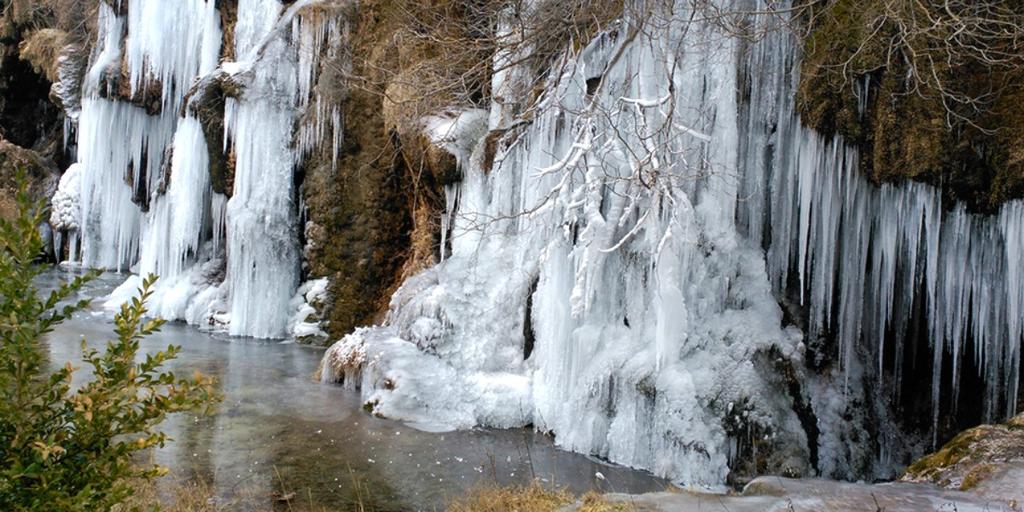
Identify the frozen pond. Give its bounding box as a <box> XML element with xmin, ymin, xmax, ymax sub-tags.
<box><xmin>38</xmin><ymin>269</ymin><xmax>667</xmax><ymax>510</ymax></box>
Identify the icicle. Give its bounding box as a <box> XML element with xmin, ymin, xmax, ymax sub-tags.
<box><xmin>764</xmin><ymin>95</ymin><xmax>1024</xmax><ymax>435</ymax></box>
<box><xmin>124</xmin><ymin>0</ymin><xmax>220</xmax><ymax>113</ymax></box>
<box><xmin>211</xmin><ymin>193</ymin><xmax>228</xmax><ymax>255</ymax></box>
<box><xmin>222</xmin><ymin>21</ymin><xmax>303</xmax><ymax>338</ymax></box>
<box><xmin>137</xmin><ymin>116</ymin><xmax>211</xmax><ymax>279</ymax></box>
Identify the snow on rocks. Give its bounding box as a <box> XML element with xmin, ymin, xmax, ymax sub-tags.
<box><xmin>288</xmin><ymin>278</ymin><xmax>330</xmax><ymax>342</ymax></box>
<box><xmin>50</xmin><ymin>163</ymin><xmax>81</xmax><ymax>232</ymax></box>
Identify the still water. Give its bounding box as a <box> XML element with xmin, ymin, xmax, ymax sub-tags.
<box><xmin>39</xmin><ymin>269</ymin><xmax>667</xmax><ymax>510</ymax></box>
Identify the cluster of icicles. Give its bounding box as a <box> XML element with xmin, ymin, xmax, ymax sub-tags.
<box><xmin>736</xmin><ymin>7</ymin><xmax>1023</xmax><ymax>441</ymax></box>
<box><xmin>52</xmin><ymin>0</ymin><xmax>343</xmax><ymax>338</ymax></box>
<box><xmin>320</xmin><ymin>0</ymin><xmax>1023</xmax><ymax>487</ymax></box>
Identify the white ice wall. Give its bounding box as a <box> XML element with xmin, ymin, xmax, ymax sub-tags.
<box><xmin>324</xmin><ymin>0</ymin><xmax>810</xmax><ymax>486</ymax></box>
<box><xmin>64</xmin><ymin>0</ymin><xmax>341</xmax><ymax>338</ymax></box>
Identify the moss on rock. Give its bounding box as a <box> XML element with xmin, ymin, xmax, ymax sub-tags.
<box><xmin>797</xmin><ymin>0</ymin><xmax>1024</xmax><ymax>213</ymax></box>
<box><xmin>300</xmin><ymin>0</ymin><xmax>498</xmax><ymax>339</ymax></box>
<box><xmin>184</xmin><ymin>71</ymin><xmax>241</xmax><ymax>197</ymax></box>
<box><xmin>902</xmin><ymin>413</ymin><xmax>1024</xmax><ymax>491</ymax></box>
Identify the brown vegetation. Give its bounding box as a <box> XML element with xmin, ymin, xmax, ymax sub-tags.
<box><xmin>118</xmin><ymin>476</ymin><xmax>635</xmax><ymax>512</ymax></box>
<box><xmin>903</xmin><ymin>413</ymin><xmax>1024</xmax><ymax>491</ymax></box>
<box><xmin>17</xmin><ymin>27</ymin><xmax>65</xmax><ymax>81</ymax></box>
<box><xmin>0</xmin><ymin>138</ymin><xmax>58</xmax><ymax>220</ymax></box>
<box><xmin>448</xmin><ymin>480</ymin><xmax>635</xmax><ymax>512</ymax></box>
<box><xmin>797</xmin><ymin>0</ymin><xmax>1024</xmax><ymax>212</ymax></box>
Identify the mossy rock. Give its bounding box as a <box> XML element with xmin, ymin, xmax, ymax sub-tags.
<box><xmin>183</xmin><ymin>71</ymin><xmax>240</xmax><ymax>197</ymax></box>
<box><xmin>902</xmin><ymin>413</ymin><xmax>1024</xmax><ymax>491</ymax></box>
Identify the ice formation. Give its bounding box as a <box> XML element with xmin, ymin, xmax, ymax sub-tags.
<box><xmin>322</xmin><ymin>0</ymin><xmax>1024</xmax><ymax>486</ymax></box>
<box><xmin>61</xmin><ymin>0</ymin><xmax>343</xmax><ymax>338</ymax></box>
<box><xmin>325</xmin><ymin>1</ymin><xmax>810</xmax><ymax>486</ymax></box>
<box><xmin>288</xmin><ymin>278</ymin><xmax>330</xmax><ymax>341</ymax></box>
<box><xmin>50</xmin><ymin>163</ymin><xmax>81</xmax><ymax>261</ymax></box>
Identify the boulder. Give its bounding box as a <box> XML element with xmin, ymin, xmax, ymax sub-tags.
<box><xmin>902</xmin><ymin>413</ymin><xmax>1024</xmax><ymax>498</ymax></box>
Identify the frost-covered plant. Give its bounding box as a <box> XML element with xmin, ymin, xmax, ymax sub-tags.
<box><xmin>0</xmin><ymin>179</ymin><xmax>221</xmax><ymax>511</ymax></box>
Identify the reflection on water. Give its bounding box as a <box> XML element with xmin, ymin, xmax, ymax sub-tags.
<box><xmin>39</xmin><ymin>269</ymin><xmax>668</xmax><ymax>510</ymax></box>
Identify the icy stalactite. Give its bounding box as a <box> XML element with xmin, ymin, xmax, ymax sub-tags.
<box><xmin>296</xmin><ymin>11</ymin><xmax>347</xmax><ymax>167</ymax></box>
<box><xmin>138</xmin><ymin>116</ymin><xmax>212</xmax><ymax>280</ymax></box>
<box><xmin>759</xmin><ymin>123</ymin><xmax>1024</xmax><ymax>448</ymax></box>
<box><xmin>235</xmin><ymin>0</ymin><xmax>284</xmax><ymax>58</ymax></box>
<box><xmin>211</xmin><ymin>192</ymin><xmax>228</xmax><ymax>255</ymax></box>
<box><xmin>223</xmin><ymin>87</ymin><xmax>301</xmax><ymax>338</ymax></box>
<box><xmin>124</xmin><ymin>0</ymin><xmax>221</xmax><ymax>112</ymax></box>
<box><xmin>736</xmin><ymin>0</ymin><xmax>1024</xmax><ymax>470</ymax></box>
<box><xmin>749</xmin><ymin>74</ymin><xmax>1024</xmax><ymax>432</ymax></box>
<box><xmin>85</xmin><ymin>2</ymin><xmax>124</xmax><ymax>91</ymax></box>
<box><xmin>76</xmin><ymin>98</ymin><xmax>171</xmax><ymax>270</ymax></box>
<box><xmin>220</xmin><ymin>0</ymin><xmax>319</xmax><ymax>338</ymax></box>
<box><xmin>75</xmin><ymin>0</ymin><xmax>219</xmax><ymax>270</ymax></box>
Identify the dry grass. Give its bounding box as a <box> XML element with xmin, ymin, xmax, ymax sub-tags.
<box><xmin>447</xmin><ymin>480</ymin><xmax>635</xmax><ymax>512</ymax></box>
<box><xmin>575</xmin><ymin>492</ymin><xmax>635</xmax><ymax>512</ymax></box>
<box><xmin>108</xmin><ymin>475</ymin><xmax>640</xmax><ymax>512</ymax></box>
<box><xmin>18</xmin><ymin>27</ymin><xmax>67</xmax><ymax>81</ymax></box>
<box><xmin>116</xmin><ymin>477</ymin><xmax>346</xmax><ymax>512</ymax></box>
<box><xmin>114</xmin><ymin>478</ymin><xmax>221</xmax><ymax>512</ymax></box>
<box><xmin>448</xmin><ymin>481</ymin><xmax>573</xmax><ymax>512</ymax></box>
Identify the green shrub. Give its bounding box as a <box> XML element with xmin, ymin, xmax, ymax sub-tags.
<box><xmin>0</xmin><ymin>179</ymin><xmax>221</xmax><ymax>510</ymax></box>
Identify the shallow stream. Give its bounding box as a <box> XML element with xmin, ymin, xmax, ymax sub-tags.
<box><xmin>39</xmin><ymin>269</ymin><xmax>667</xmax><ymax>510</ymax></box>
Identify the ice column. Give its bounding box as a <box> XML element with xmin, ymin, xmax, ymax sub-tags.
<box><xmin>223</xmin><ymin>0</ymin><xmax>304</xmax><ymax>338</ymax></box>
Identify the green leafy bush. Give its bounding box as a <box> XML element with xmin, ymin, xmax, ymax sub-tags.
<box><xmin>0</xmin><ymin>180</ymin><xmax>221</xmax><ymax>510</ymax></box>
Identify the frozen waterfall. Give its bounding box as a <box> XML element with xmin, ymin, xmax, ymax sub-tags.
<box><xmin>60</xmin><ymin>0</ymin><xmax>342</xmax><ymax>338</ymax></box>
<box><xmin>322</xmin><ymin>0</ymin><xmax>1024</xmax><ymax>486</ymax></box>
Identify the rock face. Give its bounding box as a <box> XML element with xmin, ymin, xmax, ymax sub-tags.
<box><xmin>301</xmin><ymin>0</ymin><xmax>492</xmax><ymax>339</ymax></box>
<box><xmin>0</xmin><ymin>138</ymin><xmax>59</xmax><ymax>220</ymax></box>
<box><xmin>183</xmin><ymin>70</ymin><xmax>240</xmax><ymax>197</ymax></box>
<box><xmin>0</xmin><ymin>36</ymin><xmax>63</xmax><ymax>158</ymax></box>
<box><xmin>903</xmin><ymin>414</ymin><xmax>1024</xmax><ymax>497</ymax></box>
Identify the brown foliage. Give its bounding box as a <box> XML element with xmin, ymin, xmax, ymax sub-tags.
<box><xmin>798</xmin><ymin>0</ymin><xmax>1024</xmax><ymax>211</ymax></box>
<box><xmin>17</xmin><ymin>28</ymin><xmax>65</xmax><ymax>82</ymax></box>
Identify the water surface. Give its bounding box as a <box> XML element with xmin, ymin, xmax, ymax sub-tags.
<box><xmin>40</xmin><ymin>269</ymin><xmax>667</xmax><ymax>510</ymax></box>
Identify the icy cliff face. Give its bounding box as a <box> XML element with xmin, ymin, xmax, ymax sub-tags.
<box><xmin>323</xmin><ymin>0</ymin><xmax>1024</xmax><ymax>486</ymax></box>
<box><xmin>58</xmin><ymin>0</ymin><xmax>342</xmax><ymax>338</ymax></box>
<box><xmin>325</xmin><ymin>1</ymin><xmax>811</xmax><ymax>486</ymax></box>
